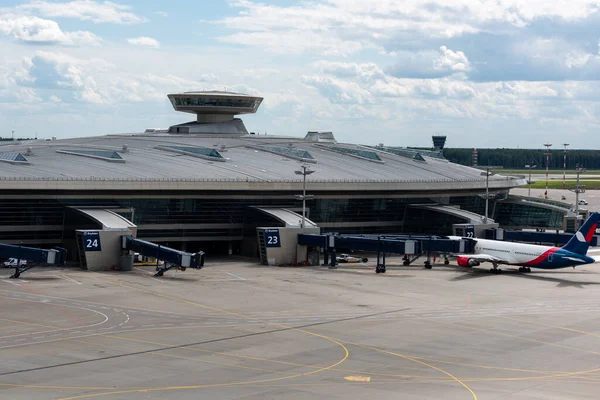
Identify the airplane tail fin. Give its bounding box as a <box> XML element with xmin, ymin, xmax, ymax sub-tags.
<box><xmin>561</xmin><ymin>212</ymin><xmax>600</xmax><ymax>255</ymax></box>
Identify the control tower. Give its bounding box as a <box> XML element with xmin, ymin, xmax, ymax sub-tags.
<box><xmin>165</xmin><ymin>91</ymin><xmax>263</xmax><ymax>135</ymax></box>
<box><xmin>168</xmin><ymin>91</ymin><xmax>263</xmax><ymax>123</ymax></box>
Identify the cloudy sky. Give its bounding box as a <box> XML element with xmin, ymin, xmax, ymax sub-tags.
<box><xmin>1</xmin><ymin>0</ymin><xmax>600</xmax><ymax>148</ymax></box>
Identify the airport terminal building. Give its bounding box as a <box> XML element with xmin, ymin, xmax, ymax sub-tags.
<box><xmin>0</xmin><ymin>91</ymin><xmax>568</xmax><ymax>259</ymax></box>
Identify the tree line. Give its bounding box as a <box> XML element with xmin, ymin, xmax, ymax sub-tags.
<box><xmin>441</xmin><ymin>148</ymin><xmax>600</xmax><ymax>170</ymax></box>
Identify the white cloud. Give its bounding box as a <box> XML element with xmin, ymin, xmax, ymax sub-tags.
<box><xmin>127</xmin><ymin>36</ymin><xmax>160</xmax><ymax>49</ymax></box>
<box><xmin>0</xmin><ymin>15</ymin><xmax>101</xmax><ymax>45</ymax></box>
<box><xmin>10</xmin><ymin>50</ymin><xmax>225</xmax><ymax>106</ymax></box>
<box><xmin>415</xmin><ymin>79</ymin><xmax>477</xmax><ymax>99</ymax></box>
<box><xmin>370</xmin><ymin>79</ymin><xmax>411</xmax><ymax>97</ymax></box>
<box><xmin>217</xmin><ymin>0</ymin><xmax>600</xmax><ymax>57</ymax></box>
<box><xmin>19</xmin><ymin>0</ymin><xmax>146</xmax><ymax>24</ymax></box>
<box><xmin>434</xmin><ymin>46</ymin><xmax>470</xmax><ymax>73</ymax></box>
<box><xmin>495</xmin><ymin>82</ymin><xmax>558</xmax><ymax>98</ymax></box>
<box><xmin>153</xmin><ymin>11</ymin><xmax>168</xmax><ymax>17</ymax></box>
<box><xmin>312</xmin><ymin>61</ymin><xmax>385</xmax><ymax>82</ymax></box>
<box><xmin>301</xmin><ymin>75</ymin><xmax>373</xmax><ymax>104</ymax></box>
<box><xmin>220</xmin><ymin>30</ymin><xmax>363</xmax><ymax>56</ymax></box>
<box><xmin>24</xmin><ymin>51</ymin><xmax>109</xmax><ymax>103</ymax></box>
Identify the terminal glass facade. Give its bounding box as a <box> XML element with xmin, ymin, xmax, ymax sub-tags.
<box><xmin>494</xmin><ymin>202</ymin><xmax>564</xmax><ymax>229</ymax></box>
<box><xmin>0</xmin><ymin>192</ymin><xmax>566</xmax><ymax>256</ymax></box>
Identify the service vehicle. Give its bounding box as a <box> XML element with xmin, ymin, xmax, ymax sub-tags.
<box><xmin>336</xmin><ymin>254</ymin><xmax>369</xmax><ymax>263</ymax></box>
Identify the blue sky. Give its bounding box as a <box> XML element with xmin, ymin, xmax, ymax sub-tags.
<box><xmin>1</xmin><ymin>0</ymin><xmax>600</xmax><ymax>148</ymax></box>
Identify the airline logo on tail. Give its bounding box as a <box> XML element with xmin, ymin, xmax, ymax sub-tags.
<box><xmin>580</xmin><ymin>222</ymin><xmax>598</xmax><ymax>243</ymax></box>
<box><xmin>562</xmin><ymin>212</ymin><xmax>599</xmax><ymax>256</ymax></box>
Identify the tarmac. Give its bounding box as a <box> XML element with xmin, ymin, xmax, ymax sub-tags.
<box><xmin>2</xmin><ymin>255</ymin><xmax>600</xmax><ymax>400</ymax></box>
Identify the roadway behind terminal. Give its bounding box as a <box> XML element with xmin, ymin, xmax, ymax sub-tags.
<box><xmin>511</xmin><ymin>187</ymin><xmax>599</xmax><ymax>211</ymax></box>
<box><xmin>2</xmin><ymin>257</ymin><xmax>600</xmax><ymax>399</ymax></box>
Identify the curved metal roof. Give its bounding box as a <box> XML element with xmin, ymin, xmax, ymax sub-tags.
<box><xmin>0</xmin><ymin>127</ymin><xmax>527</xmax><ymax>193</ymax></box>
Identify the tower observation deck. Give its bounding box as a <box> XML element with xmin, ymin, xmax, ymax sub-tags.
<box><xmin>167</xmin><ymin>91</ymin><xmax>263</xmax><ymax>124</ymax></box>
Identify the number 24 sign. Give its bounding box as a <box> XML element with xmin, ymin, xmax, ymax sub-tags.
<box><xmin>83</xmin><ymin>231</ymin><xmax>102</xmax><ymax>251</ymax></box>
<box><xmin>264</xmin><ymin>229</ymin><xmax>281</xmax><ymax>248</ymax></box>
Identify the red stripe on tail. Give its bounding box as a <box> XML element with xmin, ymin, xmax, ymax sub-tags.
<box><xmin>586</xmin><ymin>223</ymin><xmax>597</xmax><ymax>242</ymax></box>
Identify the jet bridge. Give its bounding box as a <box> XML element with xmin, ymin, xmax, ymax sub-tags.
<box><xmin>0</xmin><ymin>243</ymin><xmax>66</xmax><ymax>278</ymax></box>
<box><xmin>121</xmin><ymin>236</ymin><xmax>205</xmax><ymax>276</ymax></box>
<box><xmin>298</xmin><ymin>233</ymin><xmax>474</xmax><ymax>273</ymax></box>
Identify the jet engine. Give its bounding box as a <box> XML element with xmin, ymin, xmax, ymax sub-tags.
<box><xmin>457</xmin><ymin>256</ymin><xmax>480</xmax><ymax>267</ymax></box>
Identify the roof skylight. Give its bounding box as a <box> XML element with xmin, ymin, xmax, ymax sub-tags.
<box><xmin>56</xmin><ymin>149</ymin><xmax>125</xmax><ymax>163</ymax></box>
<box><xmin>247</xmin><ymin>145</ymin><xmax>316</xmax><ymax>163</ymax></box>
<box><xmin>319</xmin><ymin>145</ymin><xmax>383</xmax><ymax>163</ymax></box>
<box><xmin>155</xmin><ymin>145</ymin><xmax>225</xmax><ymax>162</ymax></box>
<box><xmin>0</xmin><ymin>152</ymin><xmax>29</xmax><ymax>165</ymax></box>
<box><xmin>370</xmin><ymin>146</ymin><xmax>431</xmax><ymax>162</ymax></box>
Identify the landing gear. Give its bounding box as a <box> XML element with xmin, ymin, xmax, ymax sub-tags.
<box><xmin>444</xmin><ymin>254</ymin><xmax>450</xmax><ymax>265</ymax></box>
<box><xmin>424</xmin><ymin>253</ymin><xmax>433</xmax><ymax>269</ymax></box>
<box><xmin>518</xmin><ymin>267</ymin><xmax>531</xmax><ymax>273</ymax></box>
<box><xmin>376</xmin><ymin>265</ymin><xmax>386</xmax><ymax>274</ymax></box>
<box><xmin>489</xmin><ymin>263</ymin><xmax>502</xmax><ymax>274</ymax></box>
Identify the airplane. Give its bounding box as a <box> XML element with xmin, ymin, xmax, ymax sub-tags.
<box><xmin>450</xmin><ymin>212</ymin><xmax>600</xmax><ymax>274</ymax></box>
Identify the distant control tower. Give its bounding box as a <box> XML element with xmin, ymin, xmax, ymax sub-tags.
<box><xmin>432</xmin><ymin>135</ymin><xmax>447</xmax><ymax>151</ymax></box>
<box><xmin>166</xmin><ymin>91</ymin><xmax>263</xmax><ymax>134</ymax></box>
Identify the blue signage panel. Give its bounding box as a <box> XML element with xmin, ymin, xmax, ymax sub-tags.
<box><xmin>83</xmin><ymin>231</ymin><xmax>102</xmax><ymax>251</ymax></box>
<box><xmin>264</xmin><ymin>229</ymin><xmax>281</xmax><ymax>248</ymax></box>
<box><xmin>464</xmin><ymin>225</ymin><xmax>475</xmax><ymax>238</ymax></box>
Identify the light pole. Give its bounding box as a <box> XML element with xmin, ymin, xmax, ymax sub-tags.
<box><xmin>570</xmin><ymin>164</ymin><xmax>586</xmax><ymax>216</ymax></box>
<box><xmin>480</xmin><ymin>168</ymin><xmax>494</xmax><ymax>224</ymax></box>
<box><xmin>525</xmin><ymin>163</ymin><xmax>537</xmax><ymax>197</ymax></box>
<box><xmin>562</xmin><ymin>143</ymin><xmax>569</xmax><ymax>190</ymax></box>
<box><xmin>543</xmin><ymin>143</ymin><xmax>552</xmax><ymax>199</ymax></box>
<box><xmin>294</xmin><ymin>165</ymin><xmax>315</xmax><ymax>228</ymax></box>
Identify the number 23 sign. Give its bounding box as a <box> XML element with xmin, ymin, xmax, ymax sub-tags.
<box><xmin>264</xmin><ymin>229</ymin><xmax>281</xmax><ymax>248</ymax></box>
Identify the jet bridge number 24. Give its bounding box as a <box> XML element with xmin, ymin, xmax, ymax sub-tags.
<box><xmin>83</xmin><ymin>231</ymin><xmax>102</xmax><ymax>251</ymax></box>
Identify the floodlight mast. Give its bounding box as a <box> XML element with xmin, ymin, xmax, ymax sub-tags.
<box><xmin>543</xmin><ymin>143</ymin><xmax>552</xmax><ymax>199</ymax></box>
<box><xmin>294</xmin><ymin>165</ymin><xmax>315</xmax><ymax>228</ymax></box>
<box><xmin>480</xmin><ymin>168</ymin><xmax>494</xmax><ymax>224</ymax></box>
<box><xmin>563</xmin><ymin>143</ymin><xmax>569</xmax><ymax>189</ymax></box>
<box><xmin>525</xmin><ymin>163</ymin><xmax>537</xmax><ymax>197</ymax></box>
<box><xmin>569</xmin><ymin>164</ymin><xmax>586</xmax><ymax>216</ymax></box>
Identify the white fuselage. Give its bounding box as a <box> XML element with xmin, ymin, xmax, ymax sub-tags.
<box><xmin>473</xmin><ymin>238</ymin><xmax>553</xmax><ymax>264</ymax></box>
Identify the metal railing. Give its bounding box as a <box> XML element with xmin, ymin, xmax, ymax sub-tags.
<box><xmin>0</xmin><ymin>176</ymin><xmax>521</xmax><ymax>183</ymax></box>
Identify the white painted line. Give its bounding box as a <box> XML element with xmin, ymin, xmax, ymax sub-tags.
<box><xmin>0</xmin><ymin>280</ymin><xmax>21</xmax><ymax>286</ymax></box>
<box><xmin>59</xmin><ymin>274</ymin><xmax>81</xmax><ymax>285</ymax></box>
<box><xmin>225</xmin><ymin>272</ymin><xmax>247</xmax><ymax>281</ymax></box>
